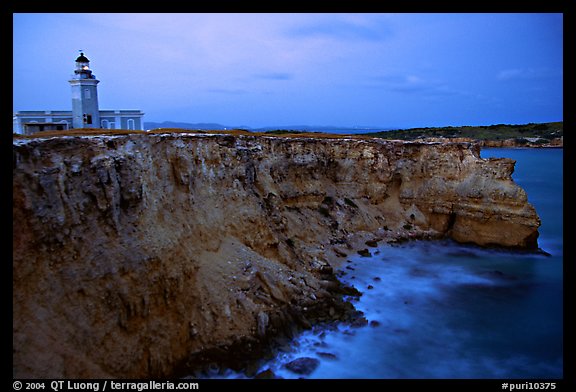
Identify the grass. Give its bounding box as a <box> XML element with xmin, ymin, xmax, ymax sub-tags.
<box><xmin>13</xmin><ymin>127</ymin><xmax>366</xmax><ymax>140</ymax></box>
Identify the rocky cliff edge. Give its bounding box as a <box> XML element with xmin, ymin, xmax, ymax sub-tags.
<box><xmin>13</xmin><ymin>133</ymin><xmax>540</xmax><ymax>378</ymax></box>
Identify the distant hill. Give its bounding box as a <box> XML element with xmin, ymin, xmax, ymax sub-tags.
<box><xmin>254</xmin><ymin>125</ymin><xmax>393</xmax><ymax>134</ymax></box>
<box><xmin>143</xmin><ymin>121</ymin><xmax>248</xmax><ymax>131</ymax></box>
<box><xmin>144</xmin><ymin>121</ymin><xmax>393</xmax><ymax>134</ymax></box>
<box><xmin>363</xmin><ymin>122</ymin><xmax>563</xmax><ymax>143</ymax></box>
<box><xmin>144</xmin><ymin>120</ymin><xmax>563</xmax><ymax>144</ymax></box>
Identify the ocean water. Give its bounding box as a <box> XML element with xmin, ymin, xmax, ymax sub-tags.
<box><xmin>217</xmin><ymin>148</ymin><xmax>564</xmax><ymax>379</ymax></box>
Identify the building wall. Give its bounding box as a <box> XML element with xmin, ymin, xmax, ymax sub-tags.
<box><xmin>13</xmin><ymin>111</ymin><xmax>74</xmax><ymax>135</ymax></box>
<box><xmin>100</xmin><ymin>117</ymin><xmax>116</xmax><ymax>129</ymax></box>
<box><xmin>14</xmin><ymin>110</ymin><xmax>144</xmax><ymax>134</ymax></box>
<box><xmin>99</xmin><ymin>110</ymin><xmax>144</xmax><ymax>130</ymax></box>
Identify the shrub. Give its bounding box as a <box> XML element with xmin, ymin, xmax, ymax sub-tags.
<box><xmin>532</xmin><ymin>123</ymin><xmax>549</xmax><ymax>131</ymax></box>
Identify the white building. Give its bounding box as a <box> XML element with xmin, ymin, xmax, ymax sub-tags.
<box><xmin>13</xmin><ymin>53</ymin><xmax>144</xmax><ymax>135</ymax></box>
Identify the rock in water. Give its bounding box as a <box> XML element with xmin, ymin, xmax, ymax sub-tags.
<box><xmin>317</xmin><ymin>352</ymin><xmax>337</xmax><ymax>360</ymax></box>
<box><xmin>357</xmin><ymin>249</ymin><xmax>372</xmax><ymax>257</ymax></box>
<box><xmin>365</xmin><ymin>240</ymin><xmax>379</xmax><ymax>247</ymax></box>
<box><xmin>284</xmin><ymin>357</ymin><xmax>320</xmax><ymax>375</ymax></box>
<box><xmin>255</xmin><ymin>368</ymin><xmax>278</xmax><ymax>379</ymax></box>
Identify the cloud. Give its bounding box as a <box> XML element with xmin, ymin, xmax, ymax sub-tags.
<box><xmin>252</xmin><ymin>72</ymin><xmax>294</xmax><ymax>81</ymax></box>
<box><xmin>285</xmin><ymin>16</ymin><xmax>393</xmax><ymax>42</ymax></box>
<box><xmin>496</xmin><ymin>68</ymin><xmax>560</xmax><ymax>81</ymax></box>
<box><xmin>206</xmin><ymin>88</ymin><xmax>247</xmax><ymax>95</ymax></box>
<box><xmin>367</xmin><ymin>74</ymin><xmax>450</xmax><ymax>95</ymax></box>
<box><xmin>360</xmin><ymin>73</ymin><xmax>495</xmax><ymax>106</ymax></box>
<box><xmin>497</xmin><ymin>69</ymin><xmax>531</xmax><ymax>81</ymax></box>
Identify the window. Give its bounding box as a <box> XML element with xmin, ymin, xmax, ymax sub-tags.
<box><xmin>84</xmin><ymin>89</ymin><xmax>91</xmax><ymax>99</ymax></box>
<box><xmin>127</xmin><ymin>119</ymin><xmax>135</xmax><ymax>130</ymax></box>
<box><xmin>83</xmin><ymin>114</ymin><xmax>92</xmax><ymax>125</ymax></box>
<box><xmin>101</xmin><ymin>119</ymin><xmax>109</xmax><ymax>128</ymax></box>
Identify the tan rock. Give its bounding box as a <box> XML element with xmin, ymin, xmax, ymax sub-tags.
<box><xmin>12</xmin><ymin>134</ymin><xmax>540</xmax><ymax>378</ymax></box>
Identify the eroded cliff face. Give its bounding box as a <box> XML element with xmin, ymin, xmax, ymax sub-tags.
<box><xmin>13</xmin><ymin>133</ymin><xmax>540</xmax><ymax>378</ymax></box>
<box><xmin>419</xmin><ymin>136</ymin><xmax>563</xmax><ymax>148</ymax></box>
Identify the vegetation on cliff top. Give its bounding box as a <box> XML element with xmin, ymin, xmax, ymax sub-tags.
<box><xmin>12</xmin><ymin>128</ymin><xmax>364</xmax><ymax>140</ymax></box>
<box><xmin>13</xmin><ymin>121</ymin><xmax>562</xmax><ymax>144</ymax></box>
<box><xmin>363</xmin><ymin>121</ymin><xmax>563</xmax><ymax>142</ymax></box>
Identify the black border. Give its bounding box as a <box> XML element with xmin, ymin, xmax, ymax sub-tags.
<box><xmin>7</xmin><ymin>1</ymin><xmax>574</xmax><ymax>389</ymax></box>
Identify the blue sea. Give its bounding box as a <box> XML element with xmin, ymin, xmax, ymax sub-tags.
<box><xmin>217</xmin><ymin>148</ymin><xmax>564</xmax><ymax>379</ymax></box>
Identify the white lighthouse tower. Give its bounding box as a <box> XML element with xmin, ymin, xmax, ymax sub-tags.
<box><xmin>69</xmin><ymin>52</ymin><xmax>100</xmax><ymax>129</ymax></box>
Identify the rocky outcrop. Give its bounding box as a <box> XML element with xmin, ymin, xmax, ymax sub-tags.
<box><xmin>481</xmin><ymin>137</ymin><xmax>563</xmax><ymax>148</ymax></box>
<box><xmin>419</xmin><ymin>136</ymin><xmax>563</xmax><ymax>148</ymax></box>
<box><xmin>12</xmin><ymin>133</ymin><xmax>540</xmax><ymax>378</ymax></box>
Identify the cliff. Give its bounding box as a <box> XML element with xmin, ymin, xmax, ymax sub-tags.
<box><xmin>13</xmin><ymin>133</ymin><xmax>540</xmax><ymax>378</ymax></box>
<box><xmin>417</xmin><ymin>136</ymin><xmax>563</xmax><ymax>148</ymax></box>
<box><xmin>364</xmin><ymin>121</ymin><xmax>563</xmax><ymax>148</ymax></box>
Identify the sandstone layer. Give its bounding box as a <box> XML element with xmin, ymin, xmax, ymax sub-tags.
<box><xmin>13</xmin><ymin>133</ymin><xmax>540</xmax><ymax>378</ymax></box>
<box><xmin>419</xmin><ymin>136</ymin><xmax>563</xmax><ymax>148</ymax></box>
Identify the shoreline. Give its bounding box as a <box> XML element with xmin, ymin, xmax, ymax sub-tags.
<box><xmin>181</xmin><ymin>215</ymin><xmax>556</xmax><ymax>378</ymax></box>
<box><xmin>178</xmin><ymin>226</ymin><xmax>433</xmax><ymax>377</ymax></box>
<box><xmin>13</xmin><ymin>134</ymin><xmax>542</xmax><ymax>378</ymax></box>
<box><xmin>187</xmin><ymin>227</ymin><xmax>552</xmax><ymax>379</ymax></box>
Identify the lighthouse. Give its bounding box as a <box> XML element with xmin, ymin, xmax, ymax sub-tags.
<box><xmin>69</xmin><ymin>52</ymin><xmax>100</xmax><ymax>129</ymax></box>
<box><xmin>14</xmin><ymin>52</ymin><xmax>144</xmax><ymax>134</ymax></box>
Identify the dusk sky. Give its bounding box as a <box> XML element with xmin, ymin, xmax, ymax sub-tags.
<box><xmin>13</xmin><ymin>13</ymin><xmax>563</xmax><ymax>130</ymax></box>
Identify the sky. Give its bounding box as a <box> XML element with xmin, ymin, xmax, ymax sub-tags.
<box><xmin>13</xmin><ymin>13</ymin><xmax>563</xmax><ymax>129</ymax></box>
